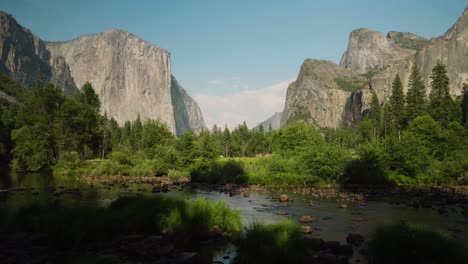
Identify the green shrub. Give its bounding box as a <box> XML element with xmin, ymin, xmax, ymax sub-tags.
<box><xmin>92</xmin><ymin>160</ymin><xmax>131</xmax><ymax>176</ymax></box>
<box><xmin>370</xmin><ymin>222</ymin><xmax>467</xmax><ymax>264</ymax></box>
<box><xmin>236</xmin><ymin>220</ymin><xmax>308</xmax><ymax>264</ymax></box>
<box><xmin>56</xmin><ymin>151</ymin><xmax>82</xmax><ymax>169</ymax></box>
<box><xmin>189</xmin><ymin>159</ymin><xmax>247</xmax><ymax>184</ymax></box>
<box><xmin>300</xmin><ymin>145</ymin><xmax>351</xmax><ymax>182</ymax></box>
<box><xmin>167</xmin><ymin>169</ymin><xmax>190</xmax><ymax>182</ymax></box>
<box><xmin>109</xmin><ymin>151</ymin><xmax>132</xmax><ymax>166</ymax></box>
<box><xmin>343</xmin><ymin>141</ymin><xmax>388</xmax><ymax>184</ymax></box>
<box><xmin>130</xmin><ymin>160</ymin><xmax>155</xmax><ymax>176</ymax></box>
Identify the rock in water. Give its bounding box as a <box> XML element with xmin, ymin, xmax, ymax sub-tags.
<box><xmin>298</xmin><ymin>215</ymin><xmax>314</xmax><ymax>223</ymax></box>
<box><xmin>279</xmin><ymin>194</ymin><xmax>289</xmax><ymax>202</ymax></box>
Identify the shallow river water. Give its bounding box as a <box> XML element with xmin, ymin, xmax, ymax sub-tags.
<box><xmin>1</xmin><ymin>171</ymin><xmax>467</xmax><ymax>263</ymax></box>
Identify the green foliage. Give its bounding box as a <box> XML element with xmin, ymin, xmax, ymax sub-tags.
<box><xmin>0</xmin><ymin>196</ymin><xmax>240</xmax><ymax>249</ymax></box>
<box><xmin>388</xmin><ymin>74</ymin><xmax>405</xmax><ymax>131</ymax></box>
<box><xmin>236</xmin><ymin>221</ymin><xmax>308</xmax><ymax>264</ymax></box>
<box><xmin>161</xmin><ymin>198</ymin><xmax>242</xmax><ymax>237</ymax></box>
<box><xmin>461</xmin><ymin>84</ymin><xmax>468</xmax><ymax>128</ymax></box>
<box><xmin>370</xmin><ymin>222</ymin><xmax>467</xmax><ymax>264</ymax></box>
<box><xmin>429</xmin><ymin>62</ymin><xmax>457</xmax><ymax>127</ymax></box>
<box><xmin>167</xmin><ymin>169</ymin><xmax>190</xmax><ymax>182</ymax></box>
<box><xmin>272</xmin><ymin>121</ymin><xmax>324</xmax><ymax>155</ymax></box>
<box><xmin>343</xmin><ymin>141</ymin><xmax>388</xmax><ymax>184</ymax></box>
<box><xmin>56</xmin><ymin>151</ymin><xmax>81</xmax><ymax>170</ymax></box>
<box><xmin>390</xmin><ymin>34</ymin><xmax>430</xmax><ymax>51</ymax></box>
<box><xmin>108</xmin><ymin>151</ymin><xmax>132</xmax><ymax>166</ymax></box>
<box><xmin>189</xmin><ymin>159</ymin><xmax>247</xmax><ymax>184</ymax></box>
<box><xmin>368</xmin><ymin>92</ymin><xmax>382</xmax><ymax>137</ymax></box>
<box><xmin>405</xmin><ymin>64</ymin><xmax>427</xmax><ymax>123</ymax></box>
<box><xmin>76</xmin><ymin>82</ymin><xmax>101</xmax><ymax>111</ymax></box>
<box><xmin>11</xmin><ymin>125</ymin><xmax>49</xmax><ymax>171</ymax></box>
<box><xmin>300</xmin><ymin>144</ymin><xmax>351</xmax><ymax>182</ymax></box>
<box><xmin>334</xmin><ymin>76</ymin><xmax>368</xmax><ymax>92</ymax></box>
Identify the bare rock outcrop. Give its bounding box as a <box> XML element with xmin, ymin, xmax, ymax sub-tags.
<box><xmin>171</xmin><ymin>76</ymin><xmax>207</xmax><ymax>135</ymax></box>
<box><xmin>281</xmin><ymin>60</ymin><xmax>369</xmax><ymax>128</ymax></box>
<box><xmin>283</xmin><ymin>8</ymin><xmax>467</xmax><ymax>129</ymax></box>
<box><xmin>0</xmin><ymin>11</ymin><xmax>206</xmax><ymax>135</ymax></box>
<box><xmin>339</xmin><ymin>28</ymin><xmax>416</xmax><ymax>74</ymax></box>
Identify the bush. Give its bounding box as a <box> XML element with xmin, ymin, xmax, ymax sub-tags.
<box><xmin>109</xmin><ymin>151</ymin><xmax>132</xmax><ymax>166</ymax></box>
<box><xmin>343</xmin><ymin>141</ymin><xmax>388</xmax><ymax>184</ymax></box>
<box><xmin>370</xmin><ymin>222</ymin><xmax>467</xmax><ymax>264</ymax></box>
<box><xmin>300</xmin><ymin>145</ymin><xmax>351</xmax><ymax>182</ymax></box>
<box><xmin>130</xmin><ymin>160</ymin><xmax>155</xmax><ymax>176</ymax></box>
<box><xmin>56</xmin><ymin>151</ymin><xmax>81</xmax><ymax>169</ymax></box>
<box><xmin>236</xmin><ymin>220</ymin><xmax>308</xmax><ymax>264</ymax></box>
<box><xmin>167</xmin><ymin>169</ymin><xmax>190</xmax><ymax>182</ymax></box>
<box><xmin>161</xmin><ymin>198</ymin><xmax>242</xmax><ymax>237</ymax></box>
<box><xmin>92</xmin><ymin>160</ymin><xmax>131</xmax><ymax>176</ymax></box>
<box><xmin>189</xmin><ymin>159</ymin><xmax>247</xmax><ymax>184</ymax></box>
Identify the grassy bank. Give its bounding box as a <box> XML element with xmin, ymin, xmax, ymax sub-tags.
<box><xmin>0</xmin><ymin>196</ymin><xmax>242</xmax><ymax>248</ymax></box>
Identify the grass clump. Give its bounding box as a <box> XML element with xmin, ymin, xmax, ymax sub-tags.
<box><xmin>370</xmin><ymin>221</ymin><xmax>467</xmax><ymax>264</ymax></box>
<box><xmin>235</xmin><ymin>220</ymin><xmax>308</xmax><ymax>264</ymax></box>
<box><xmin>161</xmin><ymin>198</ymin><xmax>242</xmax><ymax>237</ymax></box>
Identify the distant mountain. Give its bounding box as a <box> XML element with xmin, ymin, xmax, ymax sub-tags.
<box><xmin>0</xmin><ymin>11</ymin><xmax>206</xmax><ymax>135</ymax></box>
<box><xmin>256</xmin><ymin>112</ymin><xmax>282</xmax><ymax>130</ymax></box>
<box><xmin>282</xmin><ymin>7</ymin><xmax>468</xmax><ymax>128</ymax></box>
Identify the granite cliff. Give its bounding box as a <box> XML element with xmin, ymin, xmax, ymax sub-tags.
<box><xmin>282</xmin><ymin>7</ymin><xmax>467</xmax><ymax>128</ymax></box>
<box><xmin>0</xmin><ymin>11</ymin><xmax>206</xmax><ymax>134</ymax></box>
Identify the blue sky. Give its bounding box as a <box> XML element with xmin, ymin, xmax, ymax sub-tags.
<box><xmin>1</xmin><ymin>0</ymin><xmax>466</xmax><ymax>128</ymax></box>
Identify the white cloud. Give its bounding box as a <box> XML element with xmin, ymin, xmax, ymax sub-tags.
<box><xmin>194</xmin><ymin>79</ymin><xmax>293</xmax><ymax>130</ymax></box>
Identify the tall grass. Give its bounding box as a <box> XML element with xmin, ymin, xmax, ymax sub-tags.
<box><xmin>161</xmin><ymin>198</ymin><xmax>242</xmax><ymax>237</ymax></box>
<box><xmin>235</xmin><ymin>220</ymin><xmax>308</xmax><ymax>263</ymax></box>
<box><xmin>0</xmin><ymin>196</ymin><xmax>241</xmax><ymax>249</ymax></box>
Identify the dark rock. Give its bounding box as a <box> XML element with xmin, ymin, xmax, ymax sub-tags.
<box><xmin>346</xmin><ymin>233</ymin><xmax>364</xmax><ymax>246</ymax></box>
<box><xmin>336</xmin><ymin>244</ymin><xmax>353</xmax><ymax>256</ymax></box>
<box><xmin>324</xmin><ymin>241</ymin><xmax>341</xmax><ymax>253</ymax></box>
<box><xmin>306</xmin><ymin>238</ymin><xmax>325</xmax><ymax>251</ymax></box>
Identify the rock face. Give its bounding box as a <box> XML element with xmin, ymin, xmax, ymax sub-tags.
<box><xmin>0</xmin><ymin>12</ymin><xmax>52</xmax><ymax>88</ymax></box>
<box><xmin>283</xmin><ymin>8</ymin><xmax>468</xmax><ymax>128</ymax></box>
<box><xmin>256</xmin><ymin>112</ymin><xmax>282</xmax><ymax>130</ymax></box>
<box><xmin>281</xmin><ymin>59</ymin><xmax>369</xmax><ymax>128</ymax></box>
<box><xmin>170</xmin><ymin>76</ymin><xmax>206</xmax><ymax>135</ymax></box>
<box><xmin>0</xmin><ymin>11</ymin><xmax>206</xmax><ymax>135</ymax></box>
<box><xmin>339</xmin><ymin>28</ymin><xmax>417</xmax><ymax>74</ymax></box>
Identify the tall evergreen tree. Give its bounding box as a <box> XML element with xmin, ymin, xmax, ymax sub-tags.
<box><xmin>462</xmin><ymin>84</ymin><xmax>468</xmax><ymax>129</ymax></box>
<box><xmin>222</xmin><ymin>125</ymin><xmax>231</xmax><ymax>157</ymax></box>
<box><xmin>388</xmin><ymin>74</ymin><xmax>405</xmax><ymax>134</ymax></box>
<box><xmin>429</xmin><ymin>61</ymin><xmax>453</xmax><ymax>127</ymax></box>
<box><xmin>406</xmin><ymin>64</ymin><xmax>427</xmax><ymax>123</ymax></box>
<box><xmin>368</xmin><ymin>92</ymin><xmax>382</xmax><ymax>138</ymax></box>
<box><xmin>77</xmin><ymin>82</ymin><xmax>101</xmax><ymax>111</ymax></box>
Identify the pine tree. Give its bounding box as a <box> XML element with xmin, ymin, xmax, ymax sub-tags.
<box><xmin>368</xmin><ymin>92</ymin><xmax>382</xmax><ymax>138</ymax></box>
<box><xmin>222</xmin><ymin>125</ymin><xmax>231</xmax><ymax>157</ymax></box>
<box><xmin>388</xmin><ymin>74</ymin><xmax>405</xmax><ymax>134</ymax></box>
<box><xmin>429</xmin><ymin>61</ymin><xmax>453</xmax><ymax>127</ymax></box>
<box><xmin>462</xmin><ymin>84</ymin><xmax>468</xmax><ymax>129</ymax></box>
<box><xmin>406</xmin><ymin>64</ymin><xmax>427</xmax><ymax>123</ymax></box>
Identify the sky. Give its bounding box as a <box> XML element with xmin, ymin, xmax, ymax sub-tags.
<box><xmin>1</xmin><ymin>0</ymin><xmax>466</xmax><ymax>129</ymax></box>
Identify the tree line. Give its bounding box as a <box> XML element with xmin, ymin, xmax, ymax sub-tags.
<box><xmin>0</xmin><ymin>61</ymin><xmax>467</xmax><ymax>184</ymax></box>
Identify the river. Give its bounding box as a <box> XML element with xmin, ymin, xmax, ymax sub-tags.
<box><xmin>1</xmin><ymin>171</ymin><xmax>467</xmax><ymax>263</ymax></box>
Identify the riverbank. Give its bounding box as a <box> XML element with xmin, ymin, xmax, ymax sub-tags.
<box><xmin>78</xmin><ymin>175</ymin><xmax>468</xmax><ymax>206</ymax></box>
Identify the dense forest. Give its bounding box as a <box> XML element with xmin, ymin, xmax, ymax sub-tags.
<box><xmin>1</xmin><ymin>62</ymin><xmax>467</xmax><ymax>185</ymax></box>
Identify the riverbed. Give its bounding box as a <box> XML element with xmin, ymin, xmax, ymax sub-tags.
<box><xmin>1</xmin><ymin>171</ymin><xmax>467</xmax><ymax>263</ymax></box>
